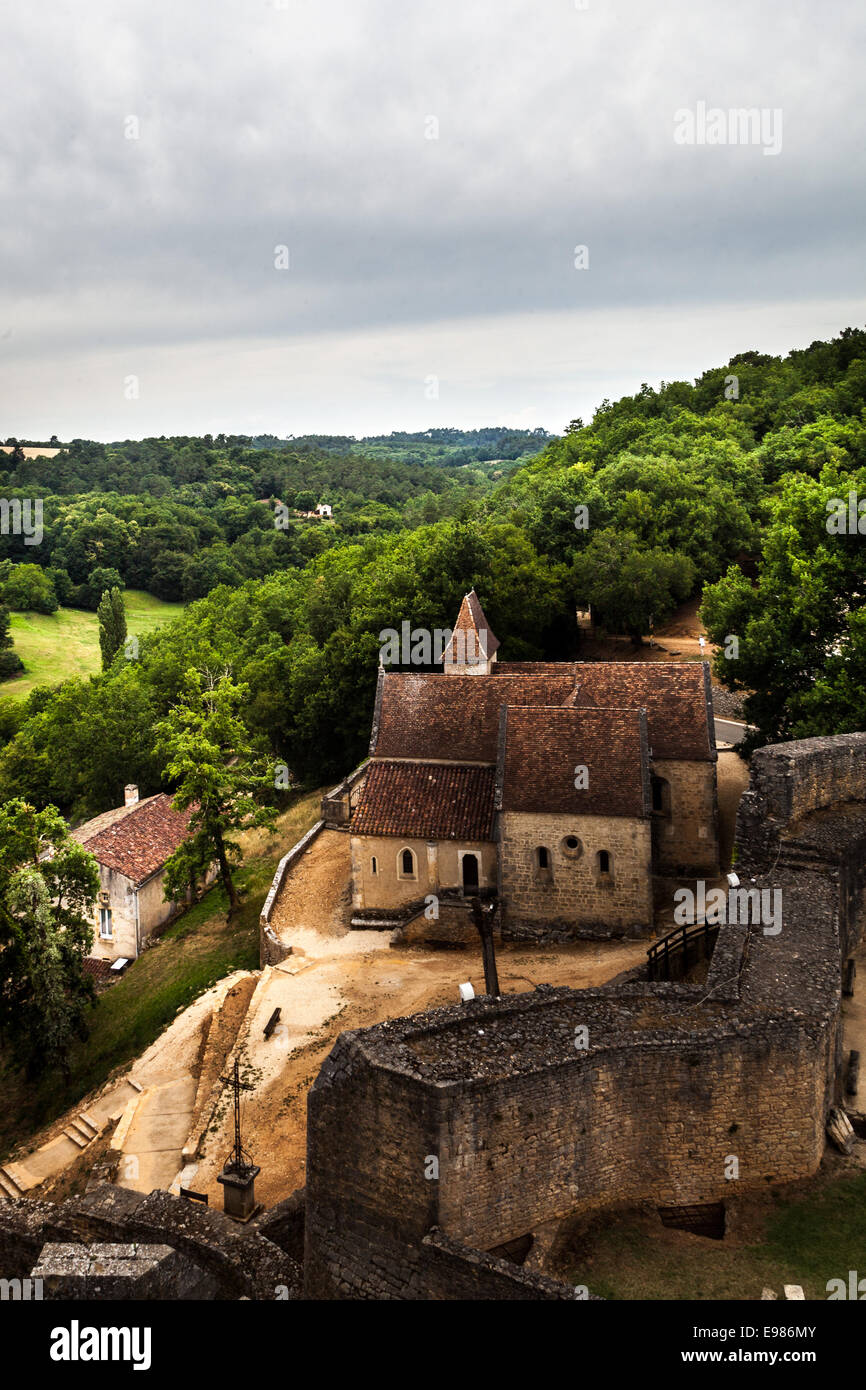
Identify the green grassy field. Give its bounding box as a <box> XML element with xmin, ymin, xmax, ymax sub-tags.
<box><xmin>1</xmin><ymin>590</ymin><xmax>184</xmax><ymax>701</ymax></box>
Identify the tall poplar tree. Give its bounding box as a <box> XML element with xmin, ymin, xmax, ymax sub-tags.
<box><xmin>97</xmin><ymin>586</ymin><xmax>127</xmax><ymax>669</ymax></box>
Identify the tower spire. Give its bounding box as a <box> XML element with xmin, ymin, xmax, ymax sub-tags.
<box><xmin>442</xmin><ymin>590</ymin><xmax>500</xmax><ymax>675</ymax></box>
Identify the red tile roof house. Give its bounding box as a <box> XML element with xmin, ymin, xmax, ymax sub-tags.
<box><xmin>342</xmin><ymin>591</ymin><xmax>720</xmax><ymax>942</ymax></box>
<box><xmin>70</xmin><ymin>786</ymin><xmax>216</xmax><ymax>963</ymax></box>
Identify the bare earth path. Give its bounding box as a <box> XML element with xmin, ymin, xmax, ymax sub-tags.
<box><xmin>268</xmin><ymin>829</ymin><xmax>354</xmax><ymax>938</ymax></box>
<box><xmin>194</xmin><ymin>930</ymin><xmax>652</xmax><ymax>1208</ymax></box>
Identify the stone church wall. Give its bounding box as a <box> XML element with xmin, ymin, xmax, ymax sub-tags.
<box><xmin>350</xmin><ymin>834</ymin><xmax>496</xmax><ymax>912</ymax></box>
<box><xmin>651</xmin><ymin>758</ymin><xmax>720</xmax><ymax>876</ymax></box>
<box><xmin>498</xmin><ymin>811</ymin><xmax>653</xmax><ymax>938</ymax></box>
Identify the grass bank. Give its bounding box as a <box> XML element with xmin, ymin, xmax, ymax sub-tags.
<box><xmin>561</xmin><ymin>1164</ymin><xmax>866</xmax><ymax>1299</ymax></box>
<box><xmin>1</xmin><ymin>590</ymin><xmax>184</xmax><ymax>701</ymax></box>
<box><xmin>0</xmin><ymin>788</ymin><xmax>324</xmax><ymax>1159</ymax></box>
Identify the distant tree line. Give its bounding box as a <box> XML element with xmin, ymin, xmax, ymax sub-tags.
<box><xmin>0</xmin><ymin>435</ymin><xmax>519</xmax><ymax>613</ymax></box>
<box><xmin>2</xmin><ymin>328</ymin><xmax>866</xmax><ymax>797</ymax></box>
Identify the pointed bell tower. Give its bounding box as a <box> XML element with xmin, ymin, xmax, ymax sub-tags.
<box><xmin>442</xmin><ymin>590</ymin><xmax>500</xmax><ymax>676</ymax></box>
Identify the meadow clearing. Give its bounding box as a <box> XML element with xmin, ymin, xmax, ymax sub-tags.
<box><xmin>2</xmin><ymin>590</ymin><xmax>184</xmax><ymax>701</ymax></box>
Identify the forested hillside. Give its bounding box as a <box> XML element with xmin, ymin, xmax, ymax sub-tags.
<box><xmin>0</xmin><ymin>431</ymin><xmax>537</xmax><ymax>606</ymax></box>
<box><xmin>2</xmin><ymin>328</ymin><xmax>866</xmax><ymax>818</ymax></box>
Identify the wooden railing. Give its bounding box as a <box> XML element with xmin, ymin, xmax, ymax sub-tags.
<box><xmin>647</xmin><ymin>918</ymin><xmax>720</xmax><ymax>982</ymax></box>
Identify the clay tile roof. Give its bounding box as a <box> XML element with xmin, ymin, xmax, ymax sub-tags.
<box><xmin>82</xmin><ymin>957</ymin><xmax>114</xmax><ymax>982</ymax></box>
<box><xmin>494</xmin><ymin>662</ymin><xmax>580</xmax><ymax>676</ymax></box>
<box><xmin>568</xmin><ymin>662</ymin><xmax>714</xmax><ymax>760</ymax></box>
<box><xmin>442</xmin><ymin>590</ymin><xmax>500</xmax><ymax>667</ymax></box>
<box><xmin>499</xmin><ymin>706</ymin><xmax>650</xmax><ymax>818</ymax></box>
<box><xmin>373</xmin><ymin>672</ymin><xmax>580</xmax><ymax>763</ymax></box>
<box><xmin>352</xmin><ymin>761</ymin><xmax>497</xmax><ymax>840</ymax></box>
<box><xmin>72</xmin><ymin>794</ymin><xmax>193</xmax><ymax>886</ymax></box>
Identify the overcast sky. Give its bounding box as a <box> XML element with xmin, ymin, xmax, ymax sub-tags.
<box><xmin>0</xmin><ymin>0</ymin><xmax>864</xmax><ymax>440</ymax></box>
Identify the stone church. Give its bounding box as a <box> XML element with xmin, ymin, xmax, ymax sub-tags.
<box><xmin>346</xmin><ymin>591</ymin><xmax>720</xmax><ymax>939</ymax></box>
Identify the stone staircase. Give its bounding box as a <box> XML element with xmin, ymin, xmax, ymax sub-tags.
<box><xmin>62</xmin><ymin>1111</ymin><xmax>101</xmax><ymax>1151</ymax></box>
<box><xmin>350</xmin><ymin>897</ymin><xmax>427</xmax><ymax>930</ymax></box>
<box><xmin>352</xmin><ymin>888</ymin><xmax>496</xmax><ymax>934</ymax></box>
<box><xmin>0</xmin><ymin>1078</ymin><xmax>143</xmax><ymax>1201</ymax></box>
<box><xmin>0</xmin><ymin>1165</ymin><xmax>25</xmax><ymax>1199</ymax></box>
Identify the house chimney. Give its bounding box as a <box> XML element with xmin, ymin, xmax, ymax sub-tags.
<box><xmin>124</xmin><ymin>785</ymin><xmax>139</xmax><ymax>807</ymax></box>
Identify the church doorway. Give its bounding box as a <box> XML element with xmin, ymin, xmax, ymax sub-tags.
<box><xmin>461</xmin><ymin>853</ymin><xmax>479</xmax><ymax>892</ymax></box>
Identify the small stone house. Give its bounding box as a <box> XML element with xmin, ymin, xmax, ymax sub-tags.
<box><xmin>345</xmin><ymin>591</ymin><xmax>719</xmax><ymax>940</ymax></box>
<box><xmin>72</xmin><ymin>786</ymin><xmax>206</xmax><ymax>962</ymax></box>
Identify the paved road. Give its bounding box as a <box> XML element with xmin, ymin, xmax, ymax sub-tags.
<box><xmin>714</xmin><ymin>717</ymin><xmax>748</xmax><ymax>746</ymax></box>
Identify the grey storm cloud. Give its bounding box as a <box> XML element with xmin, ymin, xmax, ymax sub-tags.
<box><xmin>0</xmin><ymin>0</ymin><xmax>864</xmax><ymax>436</ymax></box>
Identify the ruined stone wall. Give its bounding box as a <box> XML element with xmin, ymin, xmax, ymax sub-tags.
<box><xmin>839</xmin><ymin>832</ymin><xmax>866</xmax><ymax>961</ymax></box>
<box><xmin>303</xmin><ymin>1028</ymin><xmax>580</xmax><ymax>1300</ymax></box>
<box><xmin>434</xmin><ymin>1018</ymin><xmax>824</xmax><ymax>1249</ymax></box>
<box><xmin>736</xmin><ymin>732</ymin><xmax>866</xmax><ymax>872</ymax></box>
<box><xmin>305</xmin><ymin>1200</ymin><xmax>579</xmax><ymax>1300</ymax></box>
<box><xmin>305</xmin><ymin>984</ymin><xmax>829</xmax><ymax>1298</ymax></box>
<box><xmin>304</xmin><ymin>1032</ymin><xmax>439</xmax><ymax>1298</ymax></box>
<box><xmin>651</xmin><ymin>758</ymin><xmax>720</xmax><ymax>876</ymax></box>
<box><xmin>0</xmin><ymin>1185</ymin><xmax>302</xmax><ymax>1300</ymax></box>
<box><xmin>499</xmin><ymin>811</ymin><xmax>653</xmax><ymax>939</ymax></box>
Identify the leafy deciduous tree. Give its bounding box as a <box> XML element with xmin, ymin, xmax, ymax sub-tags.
<box><xmin>155</xmin><ymin>669</ymin><xmax>279</xmax><ymax>913</ymax></box>
<box><xmin>0</xmin><ymin>800</ymin><xmax>99</xmax><ymax>1078</ymax></box>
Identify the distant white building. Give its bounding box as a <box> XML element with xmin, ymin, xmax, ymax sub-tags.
<box><xmin>315</xmin><ymin>503</ymin><xmax>333</xmax><ymax>519</ymax></box>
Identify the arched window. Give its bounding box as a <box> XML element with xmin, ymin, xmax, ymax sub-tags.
<box><xmin>398</xmin><ymin>847</ymin><xmax>417</xmax><ymax>879</ymax></box>
<box><xmin>371</xmin><ymin>856</ymin><xmax>378</xmax><ymax>875</ymax></box>
<box><xmin>597</xmin><ymin>849</ymin><xmax>611</xmax><ymax>875</ymax></box>
<box><xmin>536</xmin><ymin>846</ymin><xmax>550</xmax><ymax>870</ymax></box>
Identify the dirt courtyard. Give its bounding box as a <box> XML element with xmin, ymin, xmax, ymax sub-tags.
<box><xmin>192</xmin><ymin>738</ymin><xmax>750</xmax><ymax>1209</ymax></box>
<box><xmin>195</xmin><ymin>932</ymin><xmax>655</xmax><ymax>1208</ymax></box>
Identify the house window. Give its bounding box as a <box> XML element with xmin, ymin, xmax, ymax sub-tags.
<box><xmin>398</xmin><ymin>848</ymin><xmax>417</xmax><ymax>879</ymax></box>
<box><xmin>99</xmin><ymin>907</ymin><xmax>113</xmax><ymax>938</ymax></box>
<box><xmin>597</xmin><ymin>850</ymin><xmax>611</xmax><ymax>875</ymax></box>
<box><xmin>371</xmin><ymin>856</ymin><xmax>378</xmax><ymax>875</ymax></box>
<box><xmin>535</xmin><ymin>846</ymin><xmax>550</xmax><ymax>870</ymax></box>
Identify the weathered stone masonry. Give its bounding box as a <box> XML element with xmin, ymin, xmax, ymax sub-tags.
<box><xmin>3</xmin><ymin>734</ymin><xmax>863</xmax><ymax>1301</ymax></box>
<box><xmin>0</xmin><ymin>1184</ymin><xmax>303</xmax><ymax>1300</ymax></box>
<box><xmin>498</xmin><ymin>810</ymin><xmax>653</xmax><ymax>938</ymax></box>
<box><xmin>304</xmin><ymin>733</ymin><xmax>866</xmax><ymax>1299</ymax></box>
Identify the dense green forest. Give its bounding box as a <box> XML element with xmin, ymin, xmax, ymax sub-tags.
<box><xmin>0</xmin><ymin>429</ymin><xmax>543</xmax><ymax>607</ymax></box>
<box><xmin>2</xmin><ymin>328</ymin><xmax>866</xmax><ymax>819</ymax></box>
<box><xmin>295</xmin><ymin>425</ymin><xmax>552</xmax><ymax>468</ymax></box>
